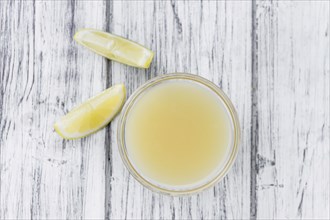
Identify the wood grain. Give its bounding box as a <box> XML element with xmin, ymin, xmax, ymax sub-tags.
<box><xmin>106</xmin><ymin>1</ymin><xmax>252</xmax><ymax>219</ymax></box>
<box><xmin>0</xmin><ymin>1</ymin><xmax>107</xmax><ymax>219</ymax></box>
<box><xmin>0</xmin><ymin>0</ymin><xmax>329</xmax><ymax>219</ymax></box>
<box><xmin>254</xmin><ymin>1</ymin><xmax>330</xmax><ymax>219</ymax></box>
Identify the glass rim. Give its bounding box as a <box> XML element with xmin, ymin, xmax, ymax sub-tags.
<box><xmin>117</xmin><ymin>73</ymin><xmax>240</xmax><ymax>195</ymax></box>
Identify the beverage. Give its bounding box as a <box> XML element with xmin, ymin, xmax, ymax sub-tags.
<box><xmin>118</xmin><ymin>74</ymin><xmax>239</xmax><ymax>194</ymax></box>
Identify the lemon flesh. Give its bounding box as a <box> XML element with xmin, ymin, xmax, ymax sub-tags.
<box><xmin>74</xmin><ymin>29</ymin><xmax>154</xmax><ymax>68</ymax></box>
<box><xmin>54</xmin><ymin>84</ymin><xmax>126</xmax><ymax>139</ymax></box>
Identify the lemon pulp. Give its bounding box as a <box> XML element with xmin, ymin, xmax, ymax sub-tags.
<box><xmin>54</xmin><ymin>84</ymin><xmax>126</xmax><ymax>139</ymax></box>
<box><xmin>74</xmin><ymin>29</ymin><xmax>154</xmax><ymax>68</ymax></box>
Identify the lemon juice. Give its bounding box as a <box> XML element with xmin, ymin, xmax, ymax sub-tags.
<box><xmin>124</xmin><ymin>78</ymin><xmax>234</xmax><ymax>187</ymax></box>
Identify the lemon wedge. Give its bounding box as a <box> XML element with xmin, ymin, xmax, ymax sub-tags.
<box><xmin>74</xmin><ymin>29</ymin><xmax>154</xmax><ymax>68</ymax></box>
<box><xmin>54</xmin><ymin>84</ymin><xmax>126</xmax><ymax>139</ymax></box>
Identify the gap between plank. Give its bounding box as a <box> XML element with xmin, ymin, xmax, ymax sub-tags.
<box><xmin>250</xmin><ymin>0</ymin><xmax>258</xmax><ymax>219</ymax></box>
<box><xmin>104</xmin><ymin>0</ymin><xmax>113</xmax><ymax>219</ymax></box>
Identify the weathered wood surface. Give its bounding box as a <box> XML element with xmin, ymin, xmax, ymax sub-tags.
<box><xmin>107</xmin><ymin>1</ymin><xmax>252</xmax><ymax>220</ymax></box>
<box><xmin>0</xmin><ymin>1</ymin><xmax>328</xmax><ymax>219</ymax></box>
<box><xmin>0</xmin><ymin>1</ymin><xmax>107</xmax><ymax>219</ymax></box>
<box><xmin>254</xmin><ymin>1</ymin><xmax>330</xmax><ymax>219</ymax></box>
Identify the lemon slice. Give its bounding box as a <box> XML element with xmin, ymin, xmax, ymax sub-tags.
<box><xmin>54</xmin><ymin>84</ymin><xmax>126</xmax><ymax>139</ymax></box>
<box><xmin>74</xmin><ymin>29</ymin><xmax>154</xmax><ymax>68</ymax></box>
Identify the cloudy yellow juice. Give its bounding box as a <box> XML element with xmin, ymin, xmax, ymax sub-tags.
<box><xmin>125</xmin><ymin>79</ymin><xmax>233</xmax><ymax>187</ymax></box>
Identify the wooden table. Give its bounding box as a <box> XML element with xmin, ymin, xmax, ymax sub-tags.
<box><xmin>0</xmin><ymin>1</ymin><xmax>329</xmax><ymax>219</ymax></box>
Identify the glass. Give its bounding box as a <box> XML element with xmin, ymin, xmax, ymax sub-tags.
<box><xmin>117</xmin><ymin>73</ymin><xmax>240</xmax><ymax>195</ymax></box>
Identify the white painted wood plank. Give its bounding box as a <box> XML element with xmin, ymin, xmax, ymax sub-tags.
<box><xmin>0</xmin><ymin>1</ymin><xmax>107</xmax><ymax>219</ymax></box>
<box><xmin>255</xmin><ymin>1</ymin><xmax>330</xmax><ymax>219</ymax></box>
<box><xmin>4</xmin><ymin>1</ymin><xmax>328</xmax><ymax>219</ymax></box>
<box><xmin>107</xmin><ymin>1</ymin><xmax>252</xmax><ymax>219</ymax></box>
